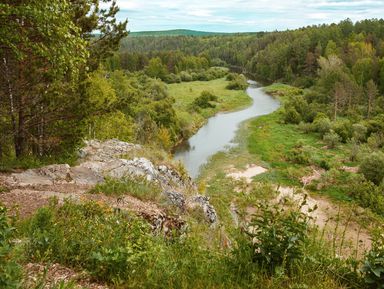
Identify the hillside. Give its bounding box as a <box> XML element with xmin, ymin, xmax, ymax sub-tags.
<box><xmin>129</xmin><ymin>29</ymin><xmax>228</xmax><ymax>37</ymax></box>
<box><xmin>2</xmin><ymin>1</ymin><xmax>384</xmax><ymax>287</ymax></box>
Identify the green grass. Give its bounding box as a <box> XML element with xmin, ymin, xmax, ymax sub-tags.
<box><xmin>15</xmin><ymin>200</ymin><xmax>357</xmax><ymax>289</ymax></box>
<box><xmin>198</xmin><ymin>83</ymin><xmax>359</xmax><ymax>207</ymax></box>
<box><xmin>89</xmin><ymin>177</ymin><xmax>164</xmax><ymax>203</ymax></box>
<box><xmin>168</xmin><ymin>78</ymin><xmax>251</xmax><ymax>135</ymax></box>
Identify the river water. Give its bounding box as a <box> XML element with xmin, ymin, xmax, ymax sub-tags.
<box><xmin>173</xmin><ymin>80</ymin><xmax>280</xmax><ymax>178</ymax></box>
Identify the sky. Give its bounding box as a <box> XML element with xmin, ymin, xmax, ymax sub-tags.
<box><xmin>111</xmin><ymin>0</ymin><xmax>384</xmax><ymax>33</ymax></box>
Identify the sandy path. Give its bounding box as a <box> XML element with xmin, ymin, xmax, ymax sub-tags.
<box><xmin>226</xmin><ymin>165</ymin><xmax>372</xmax><ymax>257</ymax></box>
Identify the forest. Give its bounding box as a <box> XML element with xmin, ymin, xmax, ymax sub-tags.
<box><xmin>2</xmin><ymin>0</ymin><xmax>384</xmax><ymax>288</ymax></box>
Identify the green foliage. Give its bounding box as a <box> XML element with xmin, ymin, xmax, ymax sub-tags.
<box><xmin>348</xmin><ymin>174</ymin><xmax>384</xmax><ymax>216</ymax></box>
<box><xmin>282</xmin><ymin>95</ymin><xmax>314</xmax><ymax>124</ymax></box>
<box><xmin>313</xmin><ymin>113</ymin><xmax>332</xmax><ymax>136</ymax></box>
<box><xmin>168</xmin><ymin>78</ymin><xmax>251</xmax><ymax>138</ymax></box>
<box><xmin>26</xmin><ymin>201</ymin><xmax>153</xmax><ymax>284</ymax></box>
<box><xmin>323</xmin><ymin>130</ymin><xmax>341</xmax><ymax>148</ymax></box>
<box><xmin>359</xmin><ymin>152</ymin><xmax>384</xmax><ymax>185</ymax></box>
<box><xmin>90</xmin><ymin>111</ymin><xmax>135</xmax><ymax>142</ymax></box>
<box><xmin>226</xmin><ymin>74</ymin><xmax>248</xmax><ymax>90</ymax></box>
<box><xmin>362</xmin><ymin>233</ymin><xmax>384</xmax><ymax>288</ymax></box>
<box><xmin>0</xmin><ymin>205</ymin><xmax>21</xmax><ymax>289</ymax></box>
<box><xmin>244</xmin><ymin>200</ymin><xmax>311</xmax><ymax>274</ymax></box>
<box><xmin>287</xmin><ymin>141</ymin><xmax>312</xmax><ymax>165</ymax></box>
<box><xmin>145</xmin><ymin>57</ymin><xmax>168</xmax><ymax>80</ymax></box>
<box><xmin>284</xmin><ymin>107</ymin><xmax>301</xmax><ymax>124</ymax></box>
<box><xmin>89</xmin><ymin>177</ymin><xmax>163</xmax><ymax>202</ymax></box>
<box><xmin>192</xmin><ymin>91</ymin><xmax>219</xmax><ymax>110</ymax></box>
<box><xmin>332</xmin><ymin>119</ymin><xmax>352</xmax><ymax>143</ymax></box>
<box><xmin>352</xmin><ymin>123</ymin><xmax>368</xmax><ymax>143</ymax></box>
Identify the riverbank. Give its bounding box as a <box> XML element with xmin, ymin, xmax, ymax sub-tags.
<box><xmin>173</xmin><ymin>81</ymin><xmax>279</xmax><ymax>178</ymax></box>
<box><xmin>168</xmin><ymin>78</ymin><xmax>252</xmax><ymax>139</ymax></box>
<box><xmin>197</xmin><ymin>83</ymin><xmax>382</xmax><ymax>257</ymax></box>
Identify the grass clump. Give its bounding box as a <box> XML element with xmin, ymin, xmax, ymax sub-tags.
<box><xmin>25</xmin><ymin>200</ymin><xmax>153</xmax><ymax>285</ymax></box>
<box><xmin>0</xmin><ymin>205</ymin><xmax>21</xmax><ymax>289</ymax></box>
<box><xmin>89</xmin><ymin>177</ymin><xmax>163</xmax><ymax>202</ymax></box>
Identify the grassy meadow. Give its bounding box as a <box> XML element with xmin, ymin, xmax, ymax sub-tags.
<box><xmin>168</xmin><ymin>78</ymin><xmax>252</xmax><ymax>136</ymax></box>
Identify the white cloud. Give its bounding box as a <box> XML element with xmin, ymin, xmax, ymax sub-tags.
<box><xmin>113</xmin><ymin>0</ymin><xmax>384</xmax><ymax>32</ymax></box>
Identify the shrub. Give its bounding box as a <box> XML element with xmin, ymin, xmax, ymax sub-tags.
<box><xmin>91</xmin><ymin>111</ymin><xmax>135</xmax><ymax>142</ymax></box>
<box><xmin>0</xmin><ymin>205</ymin><xmax>21</xmax><ymax>289</ymax></box>
<box><xmin>284</xmin><ymin>107</ymin><xmax>301</xmax><ymax>124</ymax></box>
<box><xmin>367</xmin><ymin>133</ymin><xmax>384</xmax><ymax>149</ymax></box>
<box><xmin>361</xmin><ymin>233</ymin><xmax>384</xmax><ymax>288</ymax></box>
<box><xmin>323</xmin><ymin>130</ymin><xmax>341</xmax><ymax>148</ymax></box>
<box><xmin>226</xmin><ymin>73</ymin><xmax>236</xmax><ymax>81</ymax></box>
<box><xmin>332</xmin><ymin>119</ymin><xmax>352</xmax><ymax>143</ymax></box>
<box><xmin>226</xmin><ymin>74</ymin><xmax>248</xmax><ymax>90</ymax></box>
<box><xmin>359</xmin><ymin>152</ymin><xmax>384</xmax><ymax>185</ymax></box>
<box><xmin>26</xmin><ymin>201</ymin><xmax>153</xmax><ymax>284</ymax></box>
<box><xmin>298</xmin><ymin>121</ymin><xmax>313</xmax><ymax>134</ymax></box>
<box><xmin>313</xmin><ymin>113</ymin><xmax>331</xmax><ymax>136</ymax></box>
<box><xmin>179</xmin><ymin>71</ymin><xmax>193</xmax><ymax>82</ymax></box>
<box><xmin>287</xmin><ymin>141</ymin><xmax>312</xmax><ymax>164</ymax></box>
<box><xmin>192</xmin><ymin>91</ymin><xmax>218</xmax><ymax>109</ymax></box>
<box><xmin>352</xmin><ymin>123</ymin><xmax>368</xmax><ymax>143</ymax></box>
<box><xmin>244</xmin><ymin>200</ymin><xmax>311</xmax><ymax>274</ymax></box>
<box><xmin>348</xmin><ymin>174</ymin><xmax>384</xmax><ymax>216</ymax></box>
<box><xmin>163</xmin><ymin>73</ymin><xmax>181</xmax><ymax>84</ymax></box>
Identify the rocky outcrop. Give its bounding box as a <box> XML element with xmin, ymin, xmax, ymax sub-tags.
<box><xmin>2</xmin><ymin>139</ymin><xmax>218</xmax><ymax>225</ymax></box>
<box><xmin>187</xmin><ymin>195</ymin><xmax>217</xmax><ymax>224</ymax></box>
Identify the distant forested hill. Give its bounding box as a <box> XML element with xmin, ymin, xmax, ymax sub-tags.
<box><xmin>129</xmin><ymin>29</ymin><xmax>228</xmax><ymax>37</ymax></box>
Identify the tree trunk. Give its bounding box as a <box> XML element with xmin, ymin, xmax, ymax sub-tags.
<box><xmin>16</xmin><ymin>94</ymin><xmax>26</xmax><ymax>158</ymax></box>
<box><xmin>3</xmin><ymin>57</ymin><xmax>19</xmax><ymax>157</ymax></box>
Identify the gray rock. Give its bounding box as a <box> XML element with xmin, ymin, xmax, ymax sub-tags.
<box><xmin>164</xmin><ymin>191</ymin><xmax>185</xmax><ymax>209</ymax></box>
<box><xmin>78</xmin><ymin>139</ymin><xmax>140</xmax><ymax>162</ymax></box>
<box><xmin>188</xmin><ymin>195</ymin><xmax>218</xmax><ymax>224</ymax></box>
<box><xmin>69</xmin><ymin>166</ymin><xmax>104</xmax><ymax>185</ymax></box>
<box><xmin>12</xmin><ymin>170</ymin><xmax>53</xmax><ymax>186</ymax></box>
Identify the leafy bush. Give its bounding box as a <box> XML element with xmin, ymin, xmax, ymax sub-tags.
<box><xmin>352</xmin><ymin>123</ymin><xmax>368</xmax><ymax>143</ymax></box>
<box><xmin>359</xmin><ymin>152</ymin><xmax>384</xmax><ymax>185</ymax></box>
<box><xmin>367</xmin><ymin>133</ymin><xmax>384</xmax><ymax>149</ymax></box>
<box><xmin>298</xmin><ymin>121</ymin><xmax>313</xmax><ymax>134</ymax></box>
<box><xmin>284</xmin><ymin>107</ymin><xmax>301</xmax><ymax>124</ymax></box>
<box><xmin>313</xmin><ymin>113</ymin><xmax>331</xmax><ymax>136</ymax></box>
<box><xmin>179</xmin><ymin>71</ymin><xmax>193</xmax><ymax>82</ymax></box>
<box><xmin>226</xmin><ymin>73</ymin><xmax>236</xmax><ymax>81</ymax></box>
<box><xmin>244</xmin><ymin>200</ymin><xmax>311</xmax><ymax>274</ymax></box>
<box><xmin>226</xmin><ymin>74</ymin><xmax>248</xmax><ymax>90</ymax></box>
<box><xmin>287</xmin><ymin>141</ymin><xmax>312</xmax><ymax>164</ymax></box>
<box><xmin>283</xmin><ymin>95</ymin><xmax>313</xmax><ymax>123</ymax></box>
<box><xmin>90</xmin><ymin>111</ymin><xmax>135</xmax><ymax>142</ymax></box>
<box><xmin>26</xmin><ymin>201</ymin><xmax>153</xmax><ymax>284</ymax></box>
<box><xmin>323</xmin><ymin>130</ymin><xmax>341</xmax><ymax>148</ymax></box>
<box><xmin>332</xmin><ymin>119</ymin><xmax>352</xmax><ymax>143</ymax></box>
<box><xmin>164</xmin><ymin>73</ymin><xmax>181</xmax><ymax>84</ymax></box>
<box><xmin>362</xmin><ymin>233</ymin><xmax>384</xmax><ymax>288</ymax></box>
<box><xmin>348</xmin><ymin>174</ymin><xmax>384</xmax><ymax>216</ymax></box>
<box><xmin>0</xmin><ymin>205</ymin><xmax>21</xmax><ymax>289</ymax></box>
<box><xmin>192</xmin><ymin>91</ymin><xmax>218</xmax><ymax>109</ymax></box>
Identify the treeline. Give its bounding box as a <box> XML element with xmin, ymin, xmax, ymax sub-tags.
<box><xmin>0</xmin><ymin>0</ymin><xmax>127</xmax><ymax>160</ymax></box>
<box><xmin>113</xmin><ymin>19</ymin><xmax>384</xmax><ymax>119</ymax></box>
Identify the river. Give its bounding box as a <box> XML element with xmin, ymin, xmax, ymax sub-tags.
<box><xmin>173</xmin><ymin>80</ymin><xmax>280</xmax><ymax>178</ymax></box>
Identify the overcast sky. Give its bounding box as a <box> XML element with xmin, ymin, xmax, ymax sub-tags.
<box><xmin>112</xmin><ymin>0</ymin><xmax>384</xmax><ymax>32</ymax></box>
